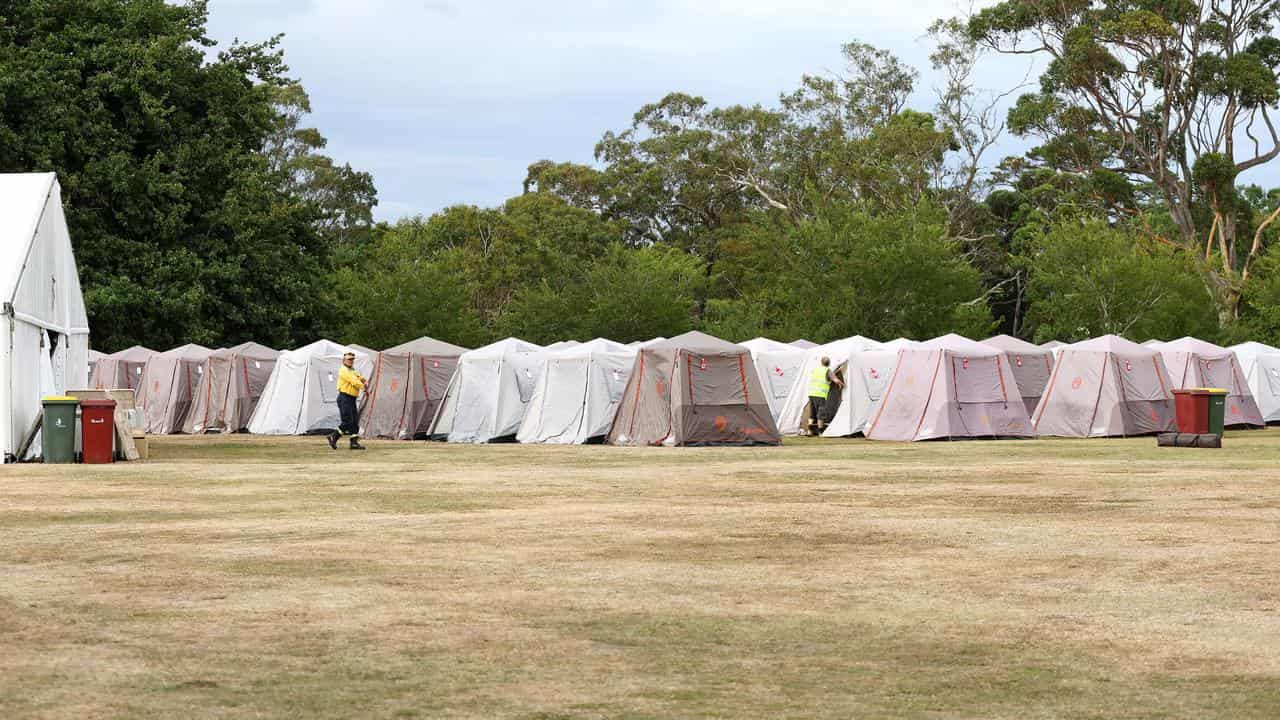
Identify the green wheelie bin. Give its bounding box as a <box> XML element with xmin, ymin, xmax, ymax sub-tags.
<box><xmin>1204</xmin><ymin>388</ymin><xmax>1228</xmax><ymax>437</ymax></box>
<box><xmin>41</xmin><ymin>396</ymin><xmax>79</xmax><ymax>463</ymax></box>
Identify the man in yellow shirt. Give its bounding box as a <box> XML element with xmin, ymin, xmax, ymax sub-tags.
<box><xmin>328</xmin><ymin>351</ymin><xmax>368</xmax><ymax>450</ymax></box>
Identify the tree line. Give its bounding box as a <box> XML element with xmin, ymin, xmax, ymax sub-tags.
<box><xmin>4</xmin><ymin>1</ymin><xmax>1280</xmax><ymax>353</ymax></box>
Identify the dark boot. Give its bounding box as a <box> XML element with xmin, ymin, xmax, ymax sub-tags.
<box><xmin>349</xmin><ymin>436</ymin><xmax>365</xmax><ymax>451</ymax></box>
<box><xmin>326</xmin><ymin>431</ymin><xmax>338</xmax><ymax>450</ymax></box>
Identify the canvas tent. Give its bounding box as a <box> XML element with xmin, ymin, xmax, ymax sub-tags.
<box><xmin>1141</xmin><ymin>340</ymin><xmax>1164</xmax><ymax>348</ymax></box>
<box><xmin>89</xmin><ymin>345</ymin><xmax>155</xmax><ymax>392</ymax></box>
<box><xmin>516</xmin><ymin>338</ymin><xmax>636</xmax><ymax>444</ymax></box>
<box><xmin>983</xmin><ymin>335</ymin><xmax>1055</xmax><ymax>416</ymax></box>
<box><xmin>866</xmin><ymin>334</ymin><xmax>1033</xmax><ymax>442</ymax></box>
<box><xmin>607</xmin><ymin>331</ymin><xmax>780</xmax><ymax>446</ymax></box>
<box><xmin>87</xmin><ymin>349</ymin><xmax>104</xmax><ymax>384</ymax></box>
<box><xmin>775</xmin><ymin>335</ymin><xmax>882</xmax><ymax>435</ymax></box>
<box><xmin>790</xmin><ymin>339</ymin><xmax>818</xmax><ymax>349</ymax></box>
<box><xmin>821</xmin><ymin>346</ymin><xmax>901</xmax><ymax>437</ymax></box>
<box><xmin>1040</xmin><ymin>340</ymin><xmax>1065</xmax><ymax>350</ymax></box>
<box><xmin>0</xmin><ymin>173</ymin><xmax>91</xmax><ymax>461</ymax></box>
<box><xmin>1157</xmin><ymin>337</ymin><xmax>1263</xmax><ymax>428</ymax></box>
<box><xmin>740</xmin><ymin>337</ymin><xmax>808</xmax><ymax>422</ymax></box>
<box><xmin>881</xmin><ymin>338</ymin><xmax>919</xmax><ymax>350</ymax></box>
<box><xmin>138</xmin><ymin>344</ymin><xmax>214</xmax><ymax>434</ymax></box>
<box><xmin>1230</xmin><ymin>341</ymin><xmax>1280</xmax><ymax>423</ymax></box>
<box><xmin>428</xmin><ymin>337</ymin><xmax>546</xmax><ymax>443</ymax></box>
<box><xmin>183</xmin><ymin>342</ymin><xmax>280</xmax><ymax>434</ymax></box>
<box><xmin>1033</xmin><ymin>334</ymin><xmax>1176</xmax><ymax>438</ymax></box>
<box><xmin>627</xmin><ymin>337</ymin><xmax>665</xmax><ymax>348</ymax></box>
<box><xmin>246</xmin><ymin>340</ymin><xmax>374</xmax><ymax>435</ymax></box>
<box><xmin>359</xmin><ymin>336</ymin><xmax>467</xmax><ymax>440</ymax></box>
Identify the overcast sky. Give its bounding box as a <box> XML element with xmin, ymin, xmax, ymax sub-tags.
<box><xmin>204</xmin><ymin>1</ymin><xmax>1272</xmax><ymax>222</ymax></box>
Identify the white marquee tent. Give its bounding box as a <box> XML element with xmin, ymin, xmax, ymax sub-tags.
<box><xmin>246</xmin><ymin>340</ymin><xmax>374</xmax><ymax>435</ymax></box>
<box><xmin>0</xmin><ymin>173</ymin><xmax>90</xmax><ymax>462</ymax></box>
<box><xmin>1230</xmin><ymin>341</ymin><xmax>1280</xmax><ymax>423</ymax></box>
<box><xmin>428</xmin><ymin>337</ymin><xmax>546</xmax><ymax>443</ymax></box>
<box><xmin>516</xmin><ymin>338</ymin><xmax>635</xmax><ymax>444</ymax></box>
<box><xmin>740</xmin><ymin>337</ymin><xmax>809</xmax><ymax>422</ymax></box>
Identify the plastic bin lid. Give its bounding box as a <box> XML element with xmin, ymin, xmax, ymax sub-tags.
<box><xmin>80</xmin><ymin>399</ymin><xmax>118</xmax><ymax>408</ymax></box>
<box><xmin>1189</xmin><ymin>387</ymin><xmax>1228</xmax><ymax>394</ymax></box>
<box><xmin>41</xmin><ymin>396</ymin><xmax>79</xmax><ymax>403</ymax></box>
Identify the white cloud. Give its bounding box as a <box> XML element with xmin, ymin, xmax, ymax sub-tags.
<box><xmin>203</xmin><ymin>0</ymin><xmax>1277</xmax><ymax>222</ymax></box>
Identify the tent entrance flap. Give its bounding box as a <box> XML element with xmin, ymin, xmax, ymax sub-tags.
<box><xmin>952</xmin><ymin>356</ymin><xmax>1005</xmax><ymax>404</ymax></box>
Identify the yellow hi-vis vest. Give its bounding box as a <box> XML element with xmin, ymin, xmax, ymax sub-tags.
<box><xmin>808</xmin><ymin>365</ymin><xmax>831</xmax><ymax>399</ymax></box>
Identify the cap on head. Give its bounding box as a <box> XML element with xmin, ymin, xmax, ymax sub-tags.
<box><xmin>343</xmin><ymin>351</ymin><xmax>356</xmax><ymax>359</ymax></box>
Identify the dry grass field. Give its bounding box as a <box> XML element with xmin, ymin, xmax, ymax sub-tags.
<box><xmin>3</xmin><ymin>432</ymin><xmax>1280</xmax><ymax>719</ymax></box>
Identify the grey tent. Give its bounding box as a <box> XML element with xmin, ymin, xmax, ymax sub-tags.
<box><xmin>821</xmin><ymin>346</ymin><xmax>900</xmax><ymax>437</ymax></box>
<box><xmin>1158</xmin><ymin>336</ymin><xmax>1263</xmax><ymax>428</ymax></box>
<box><xmin>246</xmin><ymin>340</ymin><xmax>374</xmax><ymax>435</ymax></box>
<box><xmin>183</xmin><ymin>342</ymin><xmax>280</xmax><ymax>434</ymax></box>
<box><xmin>517</xmin><ymin>338</ymin><xmax>636</xmax><ymax>444</ymax></box>
<box><xmin>89</xmin><ymin>345</ymin><xmax>156</xmax><ymax>393</ymax></box>
<box><xmin>775</xmin><ymin>335</ymin><xmax>883</xmax><ymax>436</ymax></box>
<box><xmin>1033</xmin><ymin>334</ymin><xmax>1175</xmax><ymax>437</ymax></box>
<box><xmin>865</xmin><ymin>334</ymin><xmax>1034</xmax><ymax>442</ymax></box>
<box><xmin>428</xmin><ymin>337</ymin><xmax>546</xmax><ymax>443</ymax></box>
<box><xmin>983</xmin><ymin>334</ymin><xmax>1056</xmax><ymax>416</ymax></box>
<box><xmin>1230</xmin><ymin>341</ymin><xmax>1280</xmax><ymax>423</ymax></box>
<box><xmin>740</xmin><ymin>337</ymin><xmax>809</xmax><ymax>423</ymax></box>
<box><xmin>360</xmin><ymin>336</ymin><xmax>468</xmax><ymax>440</ymax></box>
<box><xmin>87</xmin><ymin>349</ymin><xmax>104</xmax><ymax>385</ymax></box>
<box><xmin>607</xmin><ymin>331</ymin><xmax>780</xmax><ymax>446</ymax></box>
<box><xmin>138</xmin><ymin>344</ymin><xmax>215</xmax><ymax>434</ymax></box>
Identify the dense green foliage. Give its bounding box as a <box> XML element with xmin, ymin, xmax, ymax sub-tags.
<box><xmin>1024</xmin><ymin>221</ymin><xmax>1219</xmax><ymax>342</ymax></box>
<box><xmin>0</xmin><ymin>0</ymin><xmax>372</xmax><ymax>351</ymax></box>
<box><xmin>4</xmin><ymin>1</ymin><xmax>1280</xmax><ymax>352</ymax></box>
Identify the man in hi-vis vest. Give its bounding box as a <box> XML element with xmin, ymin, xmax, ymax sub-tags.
<box><xmin>806</xmin><ymin>356</ymin><xmax>843</xmax><ymax>436</ymax></box>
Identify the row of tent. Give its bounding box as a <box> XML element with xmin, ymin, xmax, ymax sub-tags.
<box><xmin>86</xmin><ymin>329</ymin><xmax>1280</xmax><ymax>446</ymax></box>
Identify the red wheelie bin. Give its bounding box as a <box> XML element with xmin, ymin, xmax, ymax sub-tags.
<box><xmin>80</xmin><ymin>399</ymin><xmax>116</xmax><ymax>464</ymax></box>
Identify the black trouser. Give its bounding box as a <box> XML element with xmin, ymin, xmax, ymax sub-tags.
<box><xmin>336</xmin><ymin>392</ymin><xmax>360</xmax><ymax>438</ymax></box>
<box><xmin>808</xmin><ymin>396</ymin><xmax>826</xmax><ymax>430</ymax></box>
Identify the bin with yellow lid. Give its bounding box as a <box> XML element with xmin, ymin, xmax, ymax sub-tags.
<box><xmin>41</xmin><ymin>396</ymin><xmax>79</xmax><ymax>463</ymax></box>
<box><xmin>1197</xmin><ymin>388</ymin><xmax>1228</xmax><ymax>437</ymax></box>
